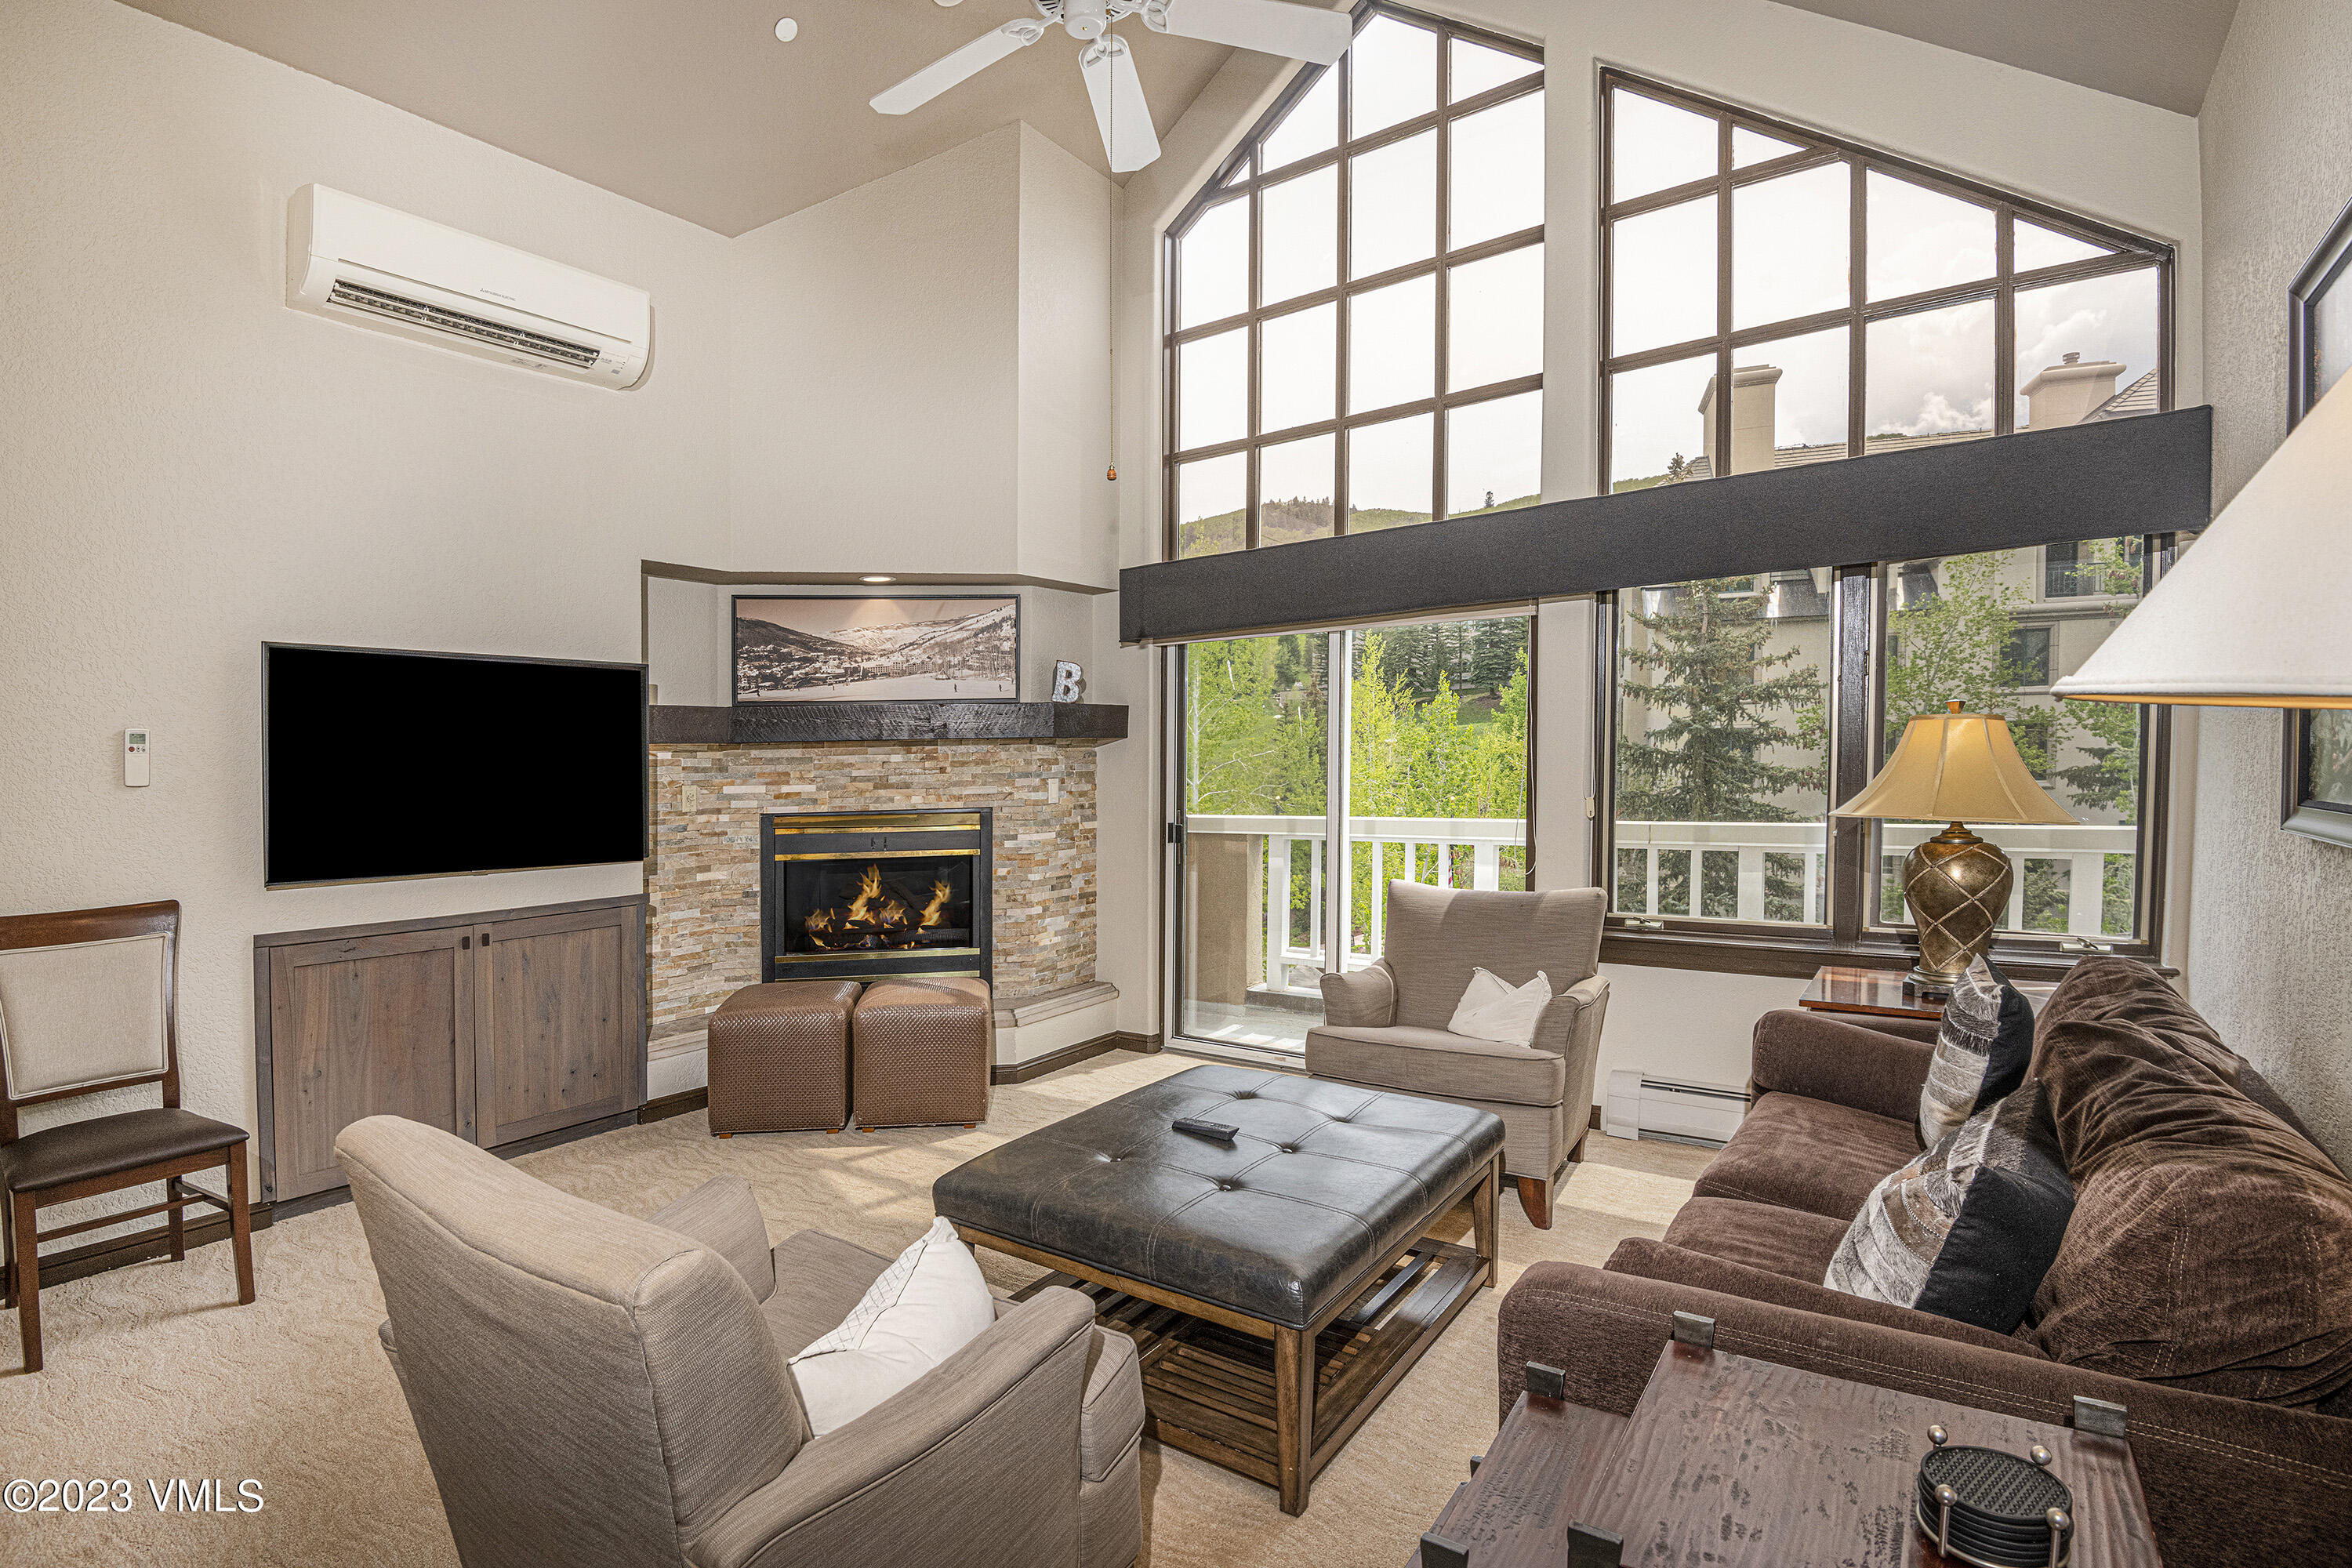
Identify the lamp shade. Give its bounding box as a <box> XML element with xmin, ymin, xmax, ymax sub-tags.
<box><xmin>1835</xmin><ymin>703</ymin><xmax>2076</xmax><ymax>824</ymax></box>
<box><xmin>2053</xmin><ymin>370</ymin><xmax>2352</xmax><ymax>707</ymax></box>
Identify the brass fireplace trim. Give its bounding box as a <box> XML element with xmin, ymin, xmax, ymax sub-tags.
<box><xmin>776</xmin><ymin>947</ymin><xmax>982</xmax><ymax>964</ymax></box>
<box><xmin>777</xmin><ymin>968</ymin><xmax>984</xmax><ymax>984</ymax></box>
<box><xmin>774</xmin><ymin>847</ymin><xmax>981</xmax><ymax>862</ymax></box>
<box><xmin>770</xmin><ymin>811</ymin><xmax>985</xmax><ymax>834</ymax></box>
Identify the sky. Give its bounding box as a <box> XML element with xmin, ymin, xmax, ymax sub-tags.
<box><xmin>1605</xmin><ymin>91</ymin><xmax>2161</xmax><ymax>483</ymax></box>
<box><xmin>1177</xmin><ymin>52</ymin><xmax>2163</xmax><ymax>517</ymax></box>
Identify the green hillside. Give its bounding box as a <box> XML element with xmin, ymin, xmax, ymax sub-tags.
<box><xmin>1175</xmin><ymin>494</ymin><xmax>1541</xmax><ymax>558</ymax></box>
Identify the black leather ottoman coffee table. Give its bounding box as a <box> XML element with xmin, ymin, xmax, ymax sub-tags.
<box><xmin>934</xmin><ymin>1063</ymin><xmax>1504</xmax><ymax>1515</ymax></box>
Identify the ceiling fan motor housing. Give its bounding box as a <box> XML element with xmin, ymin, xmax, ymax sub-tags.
<box><xmin>1056</xmin><ymin>0</ymin><xmax>1110</xmax><ymax>40</ymax></box>
<box><xmin>877</xmin><ymin>0</ymin><xmax>1352</xmax><ymax>174</ymax></box>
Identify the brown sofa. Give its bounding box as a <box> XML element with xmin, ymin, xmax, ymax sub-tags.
<box><xmin>1496</xmin><ymin>958</ymin><xmax>2352</xmax><ymax>1566</ymax></box>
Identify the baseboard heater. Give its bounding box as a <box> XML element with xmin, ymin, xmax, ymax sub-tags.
<box><xmin>1603</xmin><ymin>1069</ymin><xmax>1750</xmax><ymax>1146</ymax></box>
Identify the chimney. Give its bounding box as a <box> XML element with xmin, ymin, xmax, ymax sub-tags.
<box><xmin>1697</xmin><ymin>364</ymin><xmax>1783</xmax><ymax>475</ymax></box>
<box><xmin>2020</xmin><ymin>351</ymin><xmax>2124</xmax><ymax>429</ymax></box>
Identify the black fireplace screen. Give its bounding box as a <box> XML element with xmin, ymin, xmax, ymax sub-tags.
<box><xmin>779</xmin><ymin>856</ymin><xmax>975</xmax><ymax>954</ymax></box>
<box><xmin>760</xmin><ymin>810</ymin><xmax>992</xmax><ymax>984</ymax></box>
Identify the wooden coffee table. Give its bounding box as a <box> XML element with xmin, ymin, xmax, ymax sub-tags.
<box><xmin>985</xmin><ymin>1158</ymin><xmax>1495</xmax><ymax>1517</ymax></box>
<box><xmin>936</xmin><ymin>1062</ymin><xmax>1505</xmax><ymax>1515</ymax></box>
<box><xmin>1410</xmin><ymin>1334</ymin><xmax>2161</xmax><ymax>1566</ymax></box>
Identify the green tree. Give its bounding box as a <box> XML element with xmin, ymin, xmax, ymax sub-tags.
<box><xmin>1345</xmin><ymin>631</ymin><xmax>1532</xmax><ymax>945</ymax></box>
<box><xmin>1183</xmin><ymin>637</ymin><xmax>1326</xmax><ymax>815</ymax></box>
<box><xmin>1617</xmin><ymin>578</ymin><xmax>1824</xmax><ymax>822</ymax></box>
<box><xmin>1881</xmin><ymin>543</ymin><xmax>2148</xmax><ymax>937</ymax></box>
<box><xmin>2048</xmin><ymin>539</ymin><xmax>2143</xmax><ymax>818</ymax></box>
<box><xmin>1883</xmin><ymin>552</ymin><xmax>2031</xmax><ymax>752</ymax></box>
<box><xmin>1886</xmin><ymin>544</ymin><xmax>2141</xmax><ymax>821</ymax></box>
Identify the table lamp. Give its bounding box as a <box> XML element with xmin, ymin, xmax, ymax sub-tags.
<box><xmin>1835</xmin><ymin>702</ymin><xmax>2076</xmax><ymax>993</ymax></box>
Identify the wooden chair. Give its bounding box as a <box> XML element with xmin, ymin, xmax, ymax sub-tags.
<box><xmin>0</xmin><ymin>901</ymin><xmax>253</xmax><ymax>1372</ymax></box>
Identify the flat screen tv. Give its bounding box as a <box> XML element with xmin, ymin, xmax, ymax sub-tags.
<box><xmin>264</xmin><ymin>644</ymin><xmax>646</xmax><ymax>887</ymax></box>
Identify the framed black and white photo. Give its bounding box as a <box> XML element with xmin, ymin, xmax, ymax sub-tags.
<box><xmin>2281</xmin><ymin>195</ymin><xmax>2352</xmax><ymax>847</ymax></box>
<box><xmin>732</xmin><ymin>595</ymin><xmax>1018</xmax><ymax>704</ymax></box>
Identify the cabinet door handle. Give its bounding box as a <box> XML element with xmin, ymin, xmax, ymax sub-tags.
<box><xmin>461</xmin><ymin>935</ymin><xmax>470</xmax><ymax>949</ymax></box>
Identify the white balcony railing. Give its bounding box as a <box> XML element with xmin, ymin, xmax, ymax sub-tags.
<box><xmin>1613</xmin><ymin>820</ymin><xmax>2135</xmax><ymax>937</ymax></box>
<box><xmin>1187</xmin><ymin>815</ymin><xmax>1523</xmax><ymax>991</ymax></box>
<box><xmin>1187</xmin><ymin>815</ymin><xmax>2138</xmax><ymax>995</ymax></box>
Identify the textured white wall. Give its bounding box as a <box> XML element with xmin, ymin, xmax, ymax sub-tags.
<box><xmin>726</xmin><ymin>126</ymin><xmax>1021</xmax><ymax>577</ymax></box>
<box><xmin>0</xmin><ymin>0</ymin><xmax>733</xmax><ymax>1236</ymax></box>
<box><xmin>1016</xmin><ymin>127</ymin><xmax>1120</xmax><ymax>589</ymax></box>
<box><xmin>2187</xmin><ymin>0</ymin><xmax>2352</xmax><ymax>1163</ymax></box>
<box><xmin>1098</xmin><ymin>0</ymin><xmax>2206</xmax><ymax>1067</ymax></box>
<box><xmin>725</xmin><ymin>122</ymin><xmax>1119</xmax><ymax>590</ymax></box>
<box><xmin>644</xmin><ymin>575</ymin><xmax>724</xmax><ymax>706</ymax></box>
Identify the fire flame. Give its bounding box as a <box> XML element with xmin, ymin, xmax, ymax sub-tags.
<box><xmin>845</xmin><ymin>863</ymin><xmax>883</xmax><ymax>924</ymax></box>
<box><xmin>802</xmin><ymin>864</ymin><xmax>949</xmax><ymax>950</ymax></box>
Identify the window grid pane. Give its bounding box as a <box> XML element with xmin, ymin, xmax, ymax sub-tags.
<box><xmin>1876</xmin><ymin>546</ymin><xmax>2146</xmax><ymax>938</ymax></box>
<box><xmin>1165</xmin><ymin>9</ymin><xmax>1544</xmax><ymax>558</ymax></box>
<box><xmin>1613</xmin><ymin>575</ymin><xmax>1832</xmax><ymax>927</ymax></box>
<box><xmin>1595</xmin><ymin>67</ymin><xmax>2172</xmax><ymax>952</ymax></box>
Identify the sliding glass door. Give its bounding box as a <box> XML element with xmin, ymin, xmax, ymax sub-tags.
<box><xmin>1342</xmin><ymin>618</ymin><xmax>1532</xmax><ymax>964</ymax></box>
<box><xmin>1177</xmin><ymin>633</ymin><xmax>1331</xmax><ymax>1051</ymax></box>
<box><xmin>1174</xmin><ymin>614</ymin><xmax>1530</xmax><ymax>1054</ymax></box>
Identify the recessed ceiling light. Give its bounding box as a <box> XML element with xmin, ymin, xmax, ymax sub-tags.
<box><xmin>861</xmin><ymin>575</ymin><xmax>895</xmax><ymax>583</ymax></box>
<box><xmin>773</xmin><ymin>16</ymin><xmax>798</xmax><ymax>42</ymax></box>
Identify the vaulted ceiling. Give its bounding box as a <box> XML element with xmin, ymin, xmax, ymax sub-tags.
<box><xmin>115</xmin><ymin>0</ymin><xmax>2241</xmax><ymax>238</ymax></box>
<box><xmin>1769</xmin><ymin>0</ymin><xmax>2240</xmax><ymax>117</ymax></box>
<box><xmin>115</xmin><ymin>0</ymin><xmax>1243</xmax><ymax>235</ymax></box>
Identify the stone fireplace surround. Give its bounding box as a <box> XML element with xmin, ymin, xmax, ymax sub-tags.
<box><xmin>645</xmin><ymin>739</ymin><xmax>1116</xmax><ymax>1095</ymax></box>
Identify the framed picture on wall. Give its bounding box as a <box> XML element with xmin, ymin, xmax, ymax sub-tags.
<box><xmin>2281</xmin><ymin>195</ymin><xmax>2352</xmax><ymax>848</ymax></box>
<box><xmin>731</xmin><ymin>595</ymin><xmax>1019</xmax><ymax>703</ymax></box>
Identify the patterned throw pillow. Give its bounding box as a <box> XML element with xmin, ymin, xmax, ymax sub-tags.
<box><xmin>1918</xmin><ymin>954</ymin><xmax>2035</xmax><ymax>1148</ymax></box>
<box><xmin>1825</xmin><ymin>1083</ymin><xmax>2074</xmax><ymax>1334</ymax></box>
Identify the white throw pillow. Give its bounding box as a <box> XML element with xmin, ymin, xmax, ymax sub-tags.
<box><xmin>1447</xmin><ymin>967</ymin><xmax>1552</xmax><ymax>1047</ymax></box>
<box><xmin>788</xmin><ymin>1216</ymin><xmax>996</xmax><ymax>1436</ymax></box>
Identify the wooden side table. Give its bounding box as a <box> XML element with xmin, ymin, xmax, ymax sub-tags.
<box><xmin>1410</xmin><ymin>1336</ymin><xmax>2161</xmax><ymax>1566</ymax></box>
<box><xmin>1798</xmin><ymin>963</ymin><xmax>2056</xmax><ymax>1021</ymax></box>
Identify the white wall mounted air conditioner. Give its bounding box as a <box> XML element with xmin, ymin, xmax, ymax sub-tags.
<box><xmin>286</xmin><ymin>185</ymin><xmax>650</xmax><ymax>389</ymax></box>
<box><xmin>1604</xmin><ymin>1069</ymin><xmax>1750</xmax><ymax>1147</ymax></box>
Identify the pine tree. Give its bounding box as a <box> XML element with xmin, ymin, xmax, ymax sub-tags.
<box><xmin>1616</xmin><ymin>578</ymin><xmax>1824</xmax><ymax>822</ymax></box>
<box><xmin>1467</xmin><ymin>618</ymin><xmax>1522</xmax><ymax>698</ymax></box>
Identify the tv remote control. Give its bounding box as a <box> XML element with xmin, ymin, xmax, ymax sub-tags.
<box><xmin>1171</xmin><ymin>1117</ymin><xmax>1239</xmax><ymax>1144</ymax></box>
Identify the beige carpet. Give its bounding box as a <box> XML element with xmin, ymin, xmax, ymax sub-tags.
<box><xmin>2</xmin><ymin>1051</ymin><xmax>1708</xmax><ymax>1566</ymax></box>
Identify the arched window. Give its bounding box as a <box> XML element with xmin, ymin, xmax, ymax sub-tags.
<box><xmin>1596</xmin><ymin>70</ymin><xmax>2179</xmax><ymax>960</ymax></box>
<box><xmin>1163</xmin><ymin>5</ymin><xmax>1543</xmax><ymax>560</ymax></box>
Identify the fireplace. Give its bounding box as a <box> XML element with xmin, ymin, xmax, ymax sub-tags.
<box><xmin>760</xmin><ymin>810</ymin><xmax>992</xmax><ymax>985</ymax></box>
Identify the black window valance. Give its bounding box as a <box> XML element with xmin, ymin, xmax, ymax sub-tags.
<box><xmin>1120</xmin><ymin>406</ymin><xmax>2211</xmax><ymax>644</ymax></box>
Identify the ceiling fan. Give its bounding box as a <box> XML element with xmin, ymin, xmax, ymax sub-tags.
<box><xmin>869</xmin><ymin>1</ymin><xmax>1354</xmax><ymax>173</ymax></box>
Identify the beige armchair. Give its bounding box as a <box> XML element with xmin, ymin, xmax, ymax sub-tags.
<box><xmin>1305</xmin><ymin>880</ymin><xmax>1608</xmax><ymax>1229</ymax></box>
<box><xmin>337</xmin><ymin>1116</ymin><xmax>1143</xmax><ymax>1568</ymax></box>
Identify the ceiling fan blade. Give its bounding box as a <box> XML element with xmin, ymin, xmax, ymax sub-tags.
<box><xmin>1142</xmin><ymin>0</ymin><xmax>1352</xmax><ymax>64</ymax></box>
<box><xmin>1080</xmin><ymin>36</ymin><xmax>1162</xmax><ymax>173</ymax></box>
<box><xmin>870</xmin><ymin>18</ymin><xmax>1047</xmax><ymax>115</ymax></box>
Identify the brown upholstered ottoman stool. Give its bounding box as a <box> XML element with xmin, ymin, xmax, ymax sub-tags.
<box><xmin>706</xmin><ymin>980</ymin><xmax>862</xmax><ymax>1136</ymax></box>
<box><xmin>851</xmin><ymin>978</ymin><xmax>993</xmax><ymax>1130</ymax></box>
